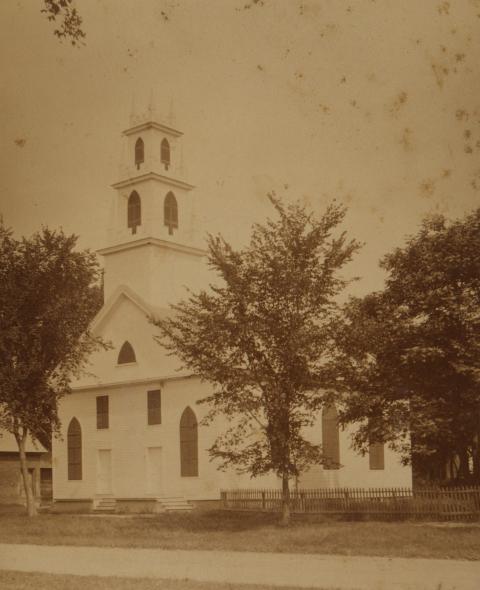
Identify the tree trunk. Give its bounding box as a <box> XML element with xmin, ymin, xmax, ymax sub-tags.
<box><xmin>473</xmin><ymin>407</ymin><xmax>480</xmax><ymax>484</ymax></box>
<box><xmin>15</xmin><ymin>429</ymin><xmax>37</xmax><ymax>517</ymax></box>
<box><xmin>472</xmin><ymin>437</ymin><xmax>480</xmax><ymax>484</ymax></box>
<box><xmin>457</xmin><ymin>447</ymin><xmax>470</xmax><ymax>481</ymax></box>
<box><xmin>280</xmin><ymin>470</ymin><xmax>291</xmax><ymax>527</ymax></box>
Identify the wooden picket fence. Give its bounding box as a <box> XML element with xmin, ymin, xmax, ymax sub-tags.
<box><xmin>220</xmin><ymin>486</ymin><xmax>480</xmax><ymax>521</ymax></box>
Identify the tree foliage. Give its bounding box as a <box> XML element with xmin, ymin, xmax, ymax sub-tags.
<box><xmin>41</xmin><ymin>0</ymin><xmax>85</xmax><ymax>46</ymax></box>
<box><xmin>0</xmin><ymin>224</ymin><xmax>105</xmax><ymax>514</ymax></box>
<box><xmin>154</xmin><ymin>195</ymin><xmax>360</xmax><ymax>523</ymax></box>
<box><xmin>335</xmin><ymin>210</ymin><xmax>480</xmax><ymax>484</ymax></box>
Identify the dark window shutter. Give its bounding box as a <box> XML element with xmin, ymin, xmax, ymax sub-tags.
<box><xmin>180</xmin><ymin>407</ymin><xmax>198</xmax><ymax>477</ymax></box>
<box><xmin>147</xmin><ymin>390</ymin><xmax>161</xmax><ymax>425</ymax></box>
<box><xmin>96</xmin><ymin>395</ymin><xmax>109</xmax><ymax>429</ymax></box>
<box><xmin>67</xmin><ymin>418</ymin><xmax>82</xmax><ymax>480</ymax></box>
<box><xmin>118</xmin><ymin>341</ymin><xmax>136</xmax><ymax>364</ymax></box>
<box><xmin>40</xmin><ymin>468</ymin><xmax>52</xmax><ymax>483</ymax></box>
<box><xmin>369</xmin><ymin>442</ymin><xmax>385</xmax><ymax>470</ymax></box>
<box><xmin>322</xmin><ymin>404</ymin><xmax>340</xmax><ymax>470</ymax></box>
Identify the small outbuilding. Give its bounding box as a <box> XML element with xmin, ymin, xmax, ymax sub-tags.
<box><xmin>0</xmin><ymin>430</ymin><xmax>52</xmax><ymax>506</ymax></box>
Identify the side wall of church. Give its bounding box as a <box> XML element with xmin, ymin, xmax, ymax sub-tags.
<box><xmin>53</xmin><ymin>374</ymin><xmax>410</xmax><ymax>503</ymax></box>
<box><xmin>297</xmin><ymin>422</ymin><xmax>411</xmax><ymax>489</ymax></box>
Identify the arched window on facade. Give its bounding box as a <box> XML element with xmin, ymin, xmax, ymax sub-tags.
<box><xmin>180</xmin><ymin>406</ymin><xmax>198</xmax><ymax>477</ymax></box>
<box><xmin>161</xmin><ymin>138</ymin><xmax>170</xmax><ymax>170</ymax></box>
<box><xmin>322</xmin><ymin>404</ymin><xmax>340</xmax><ymax>470</ymax></box>
<box><xmin>164</xmin><ymin>191</ymin><xmax>178</xmax><ymax>235</ymax></box>
<box><xmin>135</xmin><ymin>137</ymin><xmax>144</xmax><ymax>169</ymax></box>
<box><xmin>127</xmin><ymin>191</ymin><xmax>141</xmax><ymax>234</ymax></box>
<box><xmin>117</xmin><ymin>341</ymin><xmax>136</xmax><ymax>364</ymax></box>
<box><xmin>67</xmin><ymin>418</ymin><xmax>82</xmax><ymax>480</ymax></box>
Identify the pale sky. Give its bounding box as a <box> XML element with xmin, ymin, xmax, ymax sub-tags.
<box><xmin>1</xmin><ymin>0</ymin><xmax>479</xmax><ymax>296</ymax></box>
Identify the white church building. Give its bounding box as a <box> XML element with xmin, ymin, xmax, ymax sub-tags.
<box><xmin>51</xmin><ymin>111</ymin><xmax>411</xmax><ymax>512</ymax></box>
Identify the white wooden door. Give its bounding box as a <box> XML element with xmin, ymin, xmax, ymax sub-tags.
<box><xmin>96</xmin><ymin>449</ymin><xmax>112</xmax><ymax>494</ymax></box>
<box><xmin>147</xmin><ymin>447</ymin><xmax>163</xmax><ymax>495</ymax></box>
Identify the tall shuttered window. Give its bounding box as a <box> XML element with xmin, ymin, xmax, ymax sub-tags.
<box><xmin>322</xmin><ymin>404</ymin><xmax>340</xmax><ymax>470</ymax></box>
<box><xmin>369</xmin><ymin>442</ymin><xmax>385</xmax><ymax>470</ymax></box>
<box><xmin>147</xmin><ymin>390</ymin><xmax>161</xmax><ymax>425</ymax></box>
<box><xmin>67</xmin><ymin>418</ymin><xmax>82</xmax><ymax>480</ymax></box>
<box><xmin>96</xmin><ymin>395</ymin><xmax>109</xmax><ymax>429</ymax></box>
<box><xmin>180</xmin><ymin>406</ymin><xmax>198</xmax><ymax>477</ymax></box>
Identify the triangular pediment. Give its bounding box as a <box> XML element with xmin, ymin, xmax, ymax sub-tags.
<box><xmin>72</xmin><ymin>285</ymin><xmax>184</xmax><ymax>390</ymax></box>
<box><xmin>90</xmin><ymin>285</ymin><xmax>169</xmax><ymax>335</ymax></box>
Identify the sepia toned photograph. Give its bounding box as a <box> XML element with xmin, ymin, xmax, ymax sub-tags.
<box><xmin>0</xmin><ymin>1</ymin><xmax>480</xmax><ymax>589</ymax></box>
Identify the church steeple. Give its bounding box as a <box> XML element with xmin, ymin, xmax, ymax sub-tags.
<box><xmin>108</xmin><ymin>112</ymin><xmax>195</xmax><ymax>247</ymax></box>
<box><xmin>98</xmin><ymin>109</ymin><xmax>207</xmax><ymax>307</ymax></box>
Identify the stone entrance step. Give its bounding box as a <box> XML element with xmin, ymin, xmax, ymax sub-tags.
<box><xmin>93</xmin><ymin>497</ymin><xmax>117</xmax><ymax>513</ymax></box>
<box><xmin>157</xmin><ymin>496</ymin><xmax>193</xmax><ymax>512</ymax></box>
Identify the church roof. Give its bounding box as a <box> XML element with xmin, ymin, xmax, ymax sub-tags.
<box><xmin>0</xmin><ymin>430</ymin><xmax>48</xmax><ymax>454</ymax></box>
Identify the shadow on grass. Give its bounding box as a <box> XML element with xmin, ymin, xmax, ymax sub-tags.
<box><xmin>120</xmin><ymin>510</ymin><xmax>292</xmax><ymax>532</ymax></box>
<box><xmin>0</xmin><ymin>505</ymin><xmax>330</xmax><ymax>533</ymax></box>
<box><xmin>0</xmin><ymin>504</ymin><xmax>29</xmax><ymax>516</ymax></box>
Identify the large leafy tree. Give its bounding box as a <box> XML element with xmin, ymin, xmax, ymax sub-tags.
<box><xmin>0</xmin><ymin>225</ymin><xmax>105</xmax><ymax>515</ymax></box>
<box><xmin>41</xmin><ymin>0</ymin><xmax>85</xmax><ymax>46</ymax></box>
<box><xmin>335</xmin><ymin>210</ymin><xmax>480</xmax><ymax>484</ymax></box>
<box><xmin>154</xmin><ymin>196</ymin><xmax>360</xmax><ymax>524</ymax></box>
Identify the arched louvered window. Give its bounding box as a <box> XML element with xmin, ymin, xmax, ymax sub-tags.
<box><xmin>180</xmin><ymin>406</ymin><xmax>198</xmax><ymax>477</ymax></box>
<box><xmin>127</xmin><ymin>191</ymin><xmax>141</xmax><ymax>234</ymax></box>
<box><xmin>135</xmin><ymin>137</ymin><xmax>144</xmax><ymax>169</ymax></box>
<box><xmin>161</xmin><ymin>138</ymin><xmax>170</xmax><ymax>170</ymax></box>
<box><xmin>67</xmin><ymin>418</ymin><xmax>82</xmax><ymax>480</ymax></box>
<box><xmin>322</xmin><ymin>404</ymin><xmax>340</xmax><ymax>470</ymax></box>
<box><xmin>164</xmin><ymin>191</ymin><xmax>178</xmax><ymax>235</ymax></box>
<box><xmin>117</xmin><ymin>341</ymin><xmax>136</xmax><ymax>364</ymax></box>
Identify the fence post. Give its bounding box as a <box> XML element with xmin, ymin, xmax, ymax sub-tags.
<box><xmin>261</xmin><ymin>491</ymin><xmax>266</xmax><ymax>511</ymax></box>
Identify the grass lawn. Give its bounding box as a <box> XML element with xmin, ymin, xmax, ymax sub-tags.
<box><xmin>1</xmin><ymin>505</ymin><xmax>479</xmax><ymax>560</ymax></box>
<box><xmin>0</xmin><ymin>571</ymin><xmax>331</xmax><ymax>590</ymax></box>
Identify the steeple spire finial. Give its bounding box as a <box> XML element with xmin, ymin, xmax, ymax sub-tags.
<box><xmin>168</xmin><ymin>97</ymin><xmax>176</xmax><ymax>126</ymax></box>
<box><xmin>148</xmin><ymin>88</ymin><xmax>157</xmax><ymax>120</ymax></box>
<box><xmin>129</xmin><ymin>93</ymin><xmax>137</xmax><ymax>126</ymax></box>
<box><xmin>179</xmin><ymin>142</ymin><xmax>186</xmax><ymax>177</ymax></box>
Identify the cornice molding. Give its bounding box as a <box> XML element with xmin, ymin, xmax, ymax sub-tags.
<box><xmin>112</xmin><ymin>171</ymin><xmax>194</xmax><ymax>192</ymax></box>
<box><xmin>123</xmin><ymin>121</ymin><xmax>183</xmax><ymax>138</ymax></box>
<box><xmin>72</xmin><ymin>372</ymin><xmax>197</xmax><ymax>392</ymax></box>
<box><xmin>97</xmin><ymin>236</ymin><xmax>208</xmax><ymax>258</ymax></box>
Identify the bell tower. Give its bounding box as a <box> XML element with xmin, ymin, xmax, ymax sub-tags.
<box><xmin>98</xmin><ymin>107</ymin><xmax>208</xmax><ymax>308</ymax></box>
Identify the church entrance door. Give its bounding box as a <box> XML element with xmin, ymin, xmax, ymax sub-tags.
<box><xmin>147</xmin><ymin>447</ymin><xmax>163</xmax><ymax>495</ymax></box>
<box><xmin>96</xmin><ymin>449</ymin><xmax>112</xmax><ymax>495</ymax></box>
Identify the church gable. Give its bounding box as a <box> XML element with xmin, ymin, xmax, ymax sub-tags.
<box><xmin>72</xmin><ymin>289</ymin><xmax>182</xmax><ymax>389</ymax></box>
